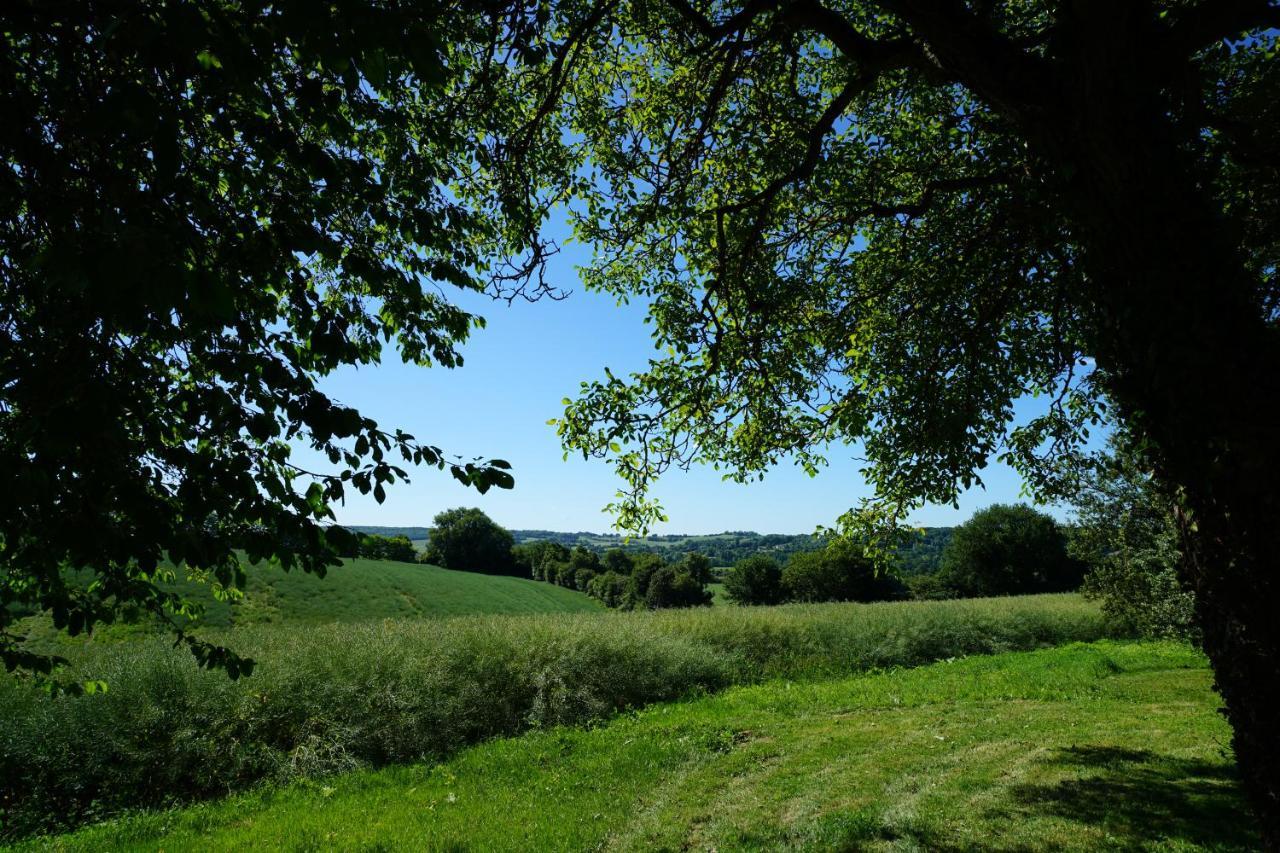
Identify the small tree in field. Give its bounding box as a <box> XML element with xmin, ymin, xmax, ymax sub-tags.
<box><xmin>938</xmin><ymin>505</ymin><xmax>1084</xmax><ymax>598</ymax></box>
<box><xmin>425</xmin><ymin>508</ymin><xmax>515</xmax><ymax>575</ymax></box>
<box><xmin>724</xmin><ymin>555</ymin><xmax>785</xmax><ymax>606</ymax></box>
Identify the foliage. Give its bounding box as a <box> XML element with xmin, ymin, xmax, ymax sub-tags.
<box><xmin>723</xmin><ymin>555</ymin><xmax>785</xmax><ymax>606</ymax></box>
<box><xmin>1071</xmin><ymin>436</ymin><xmax>1198</xmax><ymax>641</ymax></box>
<box><xmin>585</xmin><ymin>571</ymin><xmax>630</xmax><ymax>608</ymax></box>
<box><xmin>424</xmin><ymin>508</ymin><xmax>517</xmax><ymax>576</ymax></box>
<box><xmin>512</xmin><ymin>541</ymin><xmax>570</xmax><ymax>581</ymax></box>
<box><xmin>352</xmin><ymin>534</ymin><xmax>417</xmax><ymax>563</ymax></box>
<box><xmin>937</xmin><ymin>505</ymin><xmax>1085</xmax><ymax>598</ymax></box>
<box><xmin>782</xmin><ymin>540</ymin><xmax>907</xmax><ymax>604</ymax></box>
<box><xmin>641</xmin><ymin>566</ymin><xmax>713</xmax><ymax>610</ymax></box>
<box><xmin>0</xmin><ymin>593</ymin><xmax>1113</xmax><ymax>839</ymax></box>
<box><xmin>0</xmin><ymin>0</ymin><xmax>530</xmax><ymax>678</ymax></box>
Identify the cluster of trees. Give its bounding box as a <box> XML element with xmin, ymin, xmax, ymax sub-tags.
<box><xmin>514</xmin><ymin>542</ymin><xmax>713</xmax><ymax>610</ymax></box>
<box><xmin>724</xmin><ymin>539</ymin><xmax>907</xmax><ymax>606</ymax></box>
<box><xmin>346</xmin><ymin>533</ymin><xmax>417</xmax><ymax>564</ymax></box>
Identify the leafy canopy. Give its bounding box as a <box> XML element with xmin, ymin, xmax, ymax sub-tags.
<box><xmin>0</xmin><ymin>1</ymin><xmax>536</xmax><ymax>678</ymax></box>
<box><xmin>937</xmin><ymin>503</ymin><xmax>1083</xmax><ymax>597</ymax></box>
<box><xmin>466</xmin><ymin>0</ymin><xmax>1279</xmax><ymax>543</ymax></box>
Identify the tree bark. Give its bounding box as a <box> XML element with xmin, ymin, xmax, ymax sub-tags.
<box><xmin>1039</xmin><ymin>44</ymin><xmax>1280</xmax><ymax>847</ymax></box>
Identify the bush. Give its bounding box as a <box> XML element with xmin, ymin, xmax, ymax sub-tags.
<box><xmin>723</xmin><ymin>555</ymin><xmax>785</xmax><ymax>606</ymax></box>
<box><xmin>0</xmin><ymin>594</ymin><xmax>1115</xmax><ymax>840</ymax></box>
<box><xmin>782</xmin><ymin>540</ymin><xmax>907</xmax><ymax>603</ymax></box>
<box><xmin>937</xmin><ymin>504</ymin><xmax>1085</xmax><ymax>598</ymax></box>
<box><xmin>424</xmin><ymin>508</ymin><xmax>515</xmax><ymax>575</ymax></box>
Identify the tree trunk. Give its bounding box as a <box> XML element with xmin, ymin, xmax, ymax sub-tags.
<box><xmin>1040</xmin><ymin>49</ymin><xmax>1280</xmax><ymax>847</ymax></box>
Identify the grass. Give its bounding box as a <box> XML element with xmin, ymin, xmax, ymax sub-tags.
<box><xmin>23</xmin><ymin>640</ymin><xmax>1254</xmax><ymax>851</ymax></box>
<box><xmin>198</xmin><ymin>558</ymin><xmax>603</xmax><ymax>626</ymax></box>
<box><xmin>1</xmin><ymin>594</ymin><xmax>1113</xmax><ymax>840</ymax></box>
<box><xmin>15</xmin><ymin>558</ymin><xmax>601</xmax><ymax>650</ymax></box>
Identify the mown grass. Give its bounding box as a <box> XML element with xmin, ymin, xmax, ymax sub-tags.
<box><xmin>0</xmin><ymin>594</ymin><xmax>1114</xmax><ymax>841</ymax></box>
<box><xmin>22</xmin><ymin>640</ymin><xmax>1253</xmax><ymax>851</ymax></box>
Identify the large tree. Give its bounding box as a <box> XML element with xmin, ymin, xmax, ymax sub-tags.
<box><xmin>937</xmin><ymin>503</ymin><xmax>1083</xmax><ymax>597</ymax></box>
<box><xmin>469</xmin><ymin>0</ymin><xmax>1280</xmax><ymax>839</ymax></box>
<box><xmin>0</xmin><ymin>1</ymin><xmax>528</xmax><ymax>679</ymax></box>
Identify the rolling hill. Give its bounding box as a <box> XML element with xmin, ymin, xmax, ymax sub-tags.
<box><xmin>190</xmin><ymin>558</ymin><xmax>604</xmax><ymax>627</ymax></box>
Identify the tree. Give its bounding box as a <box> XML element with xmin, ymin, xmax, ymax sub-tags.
<box><xmin>0</xmin><ymin>1</ymin><xmax>531</xmax><ymax>679</ymax></box>
<box><xmin>937</xmin><ymin>505</ymin><xmax>1084</xmax><ymax>598</ymax></box>
<box><xmin>512</xmin><ymin>541</ymin><xmax>570</xmax><ymax>580</ymax></box>
<box><xmin>724</xmin><ymin>555</ymin><xmax>785</xmax><ymax>606</ymax></box>
<box><xmin>642</xmin><ymin>566</ymin><xmax>713</xmax><ymax>609</ymax></box>
<box><xmin>675</xmin><ymin>552</ymin><xmax>715</xmax><ymax>585</ymax></box>
<box><xmin>357</xmin><ymin>534</ymin><xmax>417</xmax><ymax>564</ymax></box>
<box><xmin>424</xmin><ymin>508</ymin><xmax>515</xmax><ymax>575</ymax></box>
<box><xmin>586</xmin><ymin>570</ymin><xmax>630</xmax><ymax>607</ymax></box>
<box><xmin>477</xmin><ymin>1</ymin><xmax>1280</xmax><ymax>833</ymax></box>
<box><xmin>602</xmin><ymin>549</ymin><xmax>636</xmax><ymax>575</ymax></box>
<box><xmin>782</xmin><ymin>540</ymin><xmax>906</xmax><ymax>603</ymax></box>
<box><xmin>1071</xmin><ymin>435</ymin><xmax>1197</xmax><ymax>640</ymax></box>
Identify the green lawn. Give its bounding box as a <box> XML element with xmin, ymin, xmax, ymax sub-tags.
<box><xmin>30</xmin><ymin>640</ymin><xmax>1254</xmax><ymax>851</ymax></box>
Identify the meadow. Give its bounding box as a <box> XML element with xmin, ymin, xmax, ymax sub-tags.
<box><xmin>164</xmin><ymin>557</ymin><xmax>604</xmax><ymax>626</ymax></box>
<box><xmin>2</xmin><ymin>594</ymin><xmax>1113</xmax><ymax>841</ymax></box>
<box><xmin>18</xmin><ymin>640</ymin><xmax>1253</xmax><ymax>851</ymax></box>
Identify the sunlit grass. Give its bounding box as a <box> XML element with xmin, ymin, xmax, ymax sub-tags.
<box><xmin>25</xmin><ymin>640</ymin><xmax>1253</xmax><ymax>851</ymax></box>
<box><xmin>1</xmin><ymin>594</ymin><xmax>1113</xmax><ymax>840</ymax></box>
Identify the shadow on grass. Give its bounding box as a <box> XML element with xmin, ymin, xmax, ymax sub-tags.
<box><xmin>1001</xmin><ymin>745</ymin><xmax>1258</xmax><ymax>850</ymax></box>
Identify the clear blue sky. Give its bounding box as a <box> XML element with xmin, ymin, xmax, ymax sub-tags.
<box><xmin>301</xmin><ymin>235</ymin><xmax>1086</xmax><ymax>535</ymax></box>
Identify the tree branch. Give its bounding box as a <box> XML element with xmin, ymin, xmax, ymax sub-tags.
<box><xmin>1163</xmin><ymin>0</ymin><xmax>1280</xmax><ymax>58</ymax></box>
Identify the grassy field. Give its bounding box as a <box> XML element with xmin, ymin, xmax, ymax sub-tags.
<box><xmin>17</xmin><ymin>558</ymin><xmax>601</xmax><ymax>647</ymax></box>
<box><xmin>194</xmin><ymin>558</ymin><xmax>603</xmax><ymax>626</ymax></box>
<box><xmin>24</xmin><ymin>640</ymin><xmax>1254</xmax><ymax>851</ymax></box>
<box><xmin>1</xmin><ymin>594</ymin><xmax>1114</xmax><ymax>840</ymax></box>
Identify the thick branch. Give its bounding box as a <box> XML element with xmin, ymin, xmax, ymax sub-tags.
<box><xmin>1163</xmin><ymin>0</ymin><xmax>1280</xmax><ymax>58</ymax></box>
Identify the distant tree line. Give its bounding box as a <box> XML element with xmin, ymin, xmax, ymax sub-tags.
<box><xmin>512</xmin><ymin>542</ymin><xmax>714</xmax><ymax>610</ymax></box>
<box><xmin>349</xmin><ymin>496</ymin><xmax>1179</xmax><ymax>634</ymax></box>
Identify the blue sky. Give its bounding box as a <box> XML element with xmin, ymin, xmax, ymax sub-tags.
<box><xmin>302</xmin><ymin>237</ymin><xmax>1080</xmax><ymax>535</ymax></box>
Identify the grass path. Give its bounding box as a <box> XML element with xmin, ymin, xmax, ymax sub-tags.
<box><xmin>30</xmin><ymin>640</ymin><xmax>1255</xmax><ymax>851</ymax></box>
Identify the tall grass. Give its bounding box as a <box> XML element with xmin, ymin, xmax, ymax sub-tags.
<box><xmin>0</xmin><ymin>594</ymin><xmax>1116</xmax><ymax>840</ymax></box>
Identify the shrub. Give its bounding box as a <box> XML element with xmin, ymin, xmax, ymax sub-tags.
<box><xmin>937</xmin><ymin>504</ymin><xmax>1085</xmax><ymax>597</ymax></box>
<box><xmin>723</xmin><ymin>555</ymin><xmax>785</xmax><ymax>606</ymax></box>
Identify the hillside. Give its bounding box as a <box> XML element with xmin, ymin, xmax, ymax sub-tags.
<box><xmin>187</xmin><ymin>558</ymin><xmax>603</xmax><ymax>627</ymax></box>
<box><xmin>42</xmin><ymin>640</ymin><xmax>1253</xmax><ymax>851</ymax></box>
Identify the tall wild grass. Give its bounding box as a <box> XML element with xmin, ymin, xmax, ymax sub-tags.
<box><xmin>0</xmin><ymin>593</ymin><xmax>1116</xmax><ymax>839</ymax></box>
